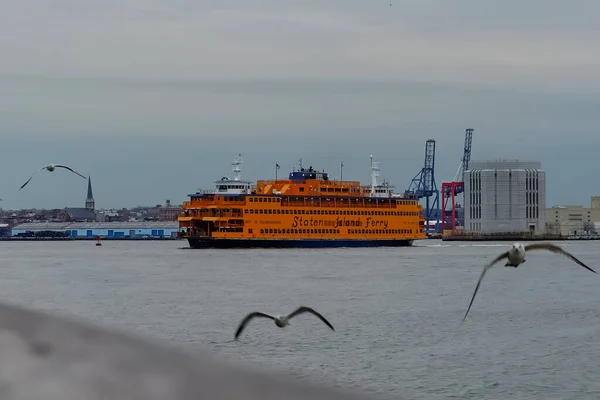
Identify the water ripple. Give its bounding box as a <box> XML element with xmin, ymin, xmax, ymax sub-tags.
<box><xmin>0</xmin><ymin>239</ymin><xmax>599</xmax><ymax>399</ymax></box>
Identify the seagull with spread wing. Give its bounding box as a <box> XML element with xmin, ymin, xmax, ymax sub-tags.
<box><xmin>19</xmin><ymin>164</ymin><xmax>87</xmax><ymax>190</ymax></box>
<box><xmin>234</xmin><ymin>306</ymin><xmax>335</xmax><ymax>340</ymax></box>
<box><xmin>462</xmin><ymin>242</ymin><xmax>596</xmax><ymax>322</ymax></box>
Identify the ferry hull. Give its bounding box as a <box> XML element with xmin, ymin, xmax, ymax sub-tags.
<box><xmin>187</xmin><ymin>238</ymin><xmax>414</xmax><ymax>249</ymax></box>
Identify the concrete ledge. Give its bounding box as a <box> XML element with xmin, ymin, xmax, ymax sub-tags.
<box><xmin>441</xmin><ymin>234</ymin><xmax>564</xmax><ymax>241</ymax></box>
<box><xmin>0</xmin><ymin>302</ymin><xmax>381</xmax><ymax>400</ymax></box>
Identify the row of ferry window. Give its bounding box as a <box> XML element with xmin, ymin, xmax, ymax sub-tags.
<box><xmin>349</xmin><ymin>229</ymin><xmax>414</xmax><ymax>234</ymax></box>
<box><xmin>260</xmin><ymin>228</ymin><xmax>340</xmax><ymax>234</ymax></box>
<box><xmin>245</xmin><ymin>209</ymin><xmax>418</xmax><ymax>216</ymax></box>
<box><xmin>247</xmin><ymin>197</ymin><xmax>415</xmax><ymax>206</ymax></box>
<box><xmin>258</xmin><ymin>228</ymin><xmax>414</xmax><ymax>235</ymax></box>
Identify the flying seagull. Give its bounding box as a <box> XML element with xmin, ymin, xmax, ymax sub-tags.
<box><xmin>462</xmin><ymin>242</ymin><xmax>596</xmax><ymax>322</ymax></box>
<box><xmin>234</xmin><ymin>306</ymin><xmax>335</xmax><ymax>340</ymax></box>
<box><xmin>19</xmin><ymin>164</ymin><xmax>87</xmax><ymax>190</ymax></box>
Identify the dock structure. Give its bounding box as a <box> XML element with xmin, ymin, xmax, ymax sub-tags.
<box><xmin>9</xmin><ymin>221</ymin><xmax>180</xmax><ymax>240</ymax></box>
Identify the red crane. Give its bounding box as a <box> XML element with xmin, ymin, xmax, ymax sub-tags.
<box><xmin>441</xmin><ymin>129</ymin><xmax>473</xmax><ymax>233</ymax></box>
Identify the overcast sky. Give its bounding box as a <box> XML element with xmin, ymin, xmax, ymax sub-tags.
<box><xmin>0</xmin><ymin>0</ymin><xmax>598</xmax><ymax>210</ymax></box>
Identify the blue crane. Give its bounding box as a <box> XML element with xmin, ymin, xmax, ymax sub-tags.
<box><xmin>405</xmin><ymin>139</ymin><xmax>440</xmax><ymax>234</ymax></box>
<box><xmin>444</xmin><ymin>128</ymin><xmax>473</xmax><ymax>197</ymax></box>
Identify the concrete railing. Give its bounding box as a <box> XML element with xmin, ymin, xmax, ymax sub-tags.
<box><xmin>0</xmin><ymin>302</ymin><xmax>385</xmax><ymax>400</ymax></box>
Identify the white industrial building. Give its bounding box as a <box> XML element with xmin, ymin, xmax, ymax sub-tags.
<box><xmin>464</xmin><ymin>160</ymin><xmax>546</xmax><ymax>235</ymax></box>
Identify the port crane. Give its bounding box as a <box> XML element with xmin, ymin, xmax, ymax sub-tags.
<box><xmin>441</xmin><ymin>128</ymin><xmax>474</xmax><ymax>232</ymax></box>
<box><xmin>405</xmin><ymin>139</ymin><xmax>440</xmax><ymax>234</ymax></box>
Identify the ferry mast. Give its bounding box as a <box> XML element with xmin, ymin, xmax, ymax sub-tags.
<box><xmin>370</xmin><ymin>155</ymin><xmax>380</xmax><ymax>195</ymax></box>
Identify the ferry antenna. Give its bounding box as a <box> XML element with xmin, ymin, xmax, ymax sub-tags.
<box><xmin>232</xmin><ymin>154</ymin><xmax>243</xmax><ymax>181</ymax></box>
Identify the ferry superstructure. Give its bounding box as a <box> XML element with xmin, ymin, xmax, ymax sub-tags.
<box><xmin>178</xmin><ymin>155</ymin><xmax>426</xmax><ymax>248</ymax></box>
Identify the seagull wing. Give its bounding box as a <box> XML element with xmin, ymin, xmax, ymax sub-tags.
<box><xmin>524</xmin><ymin>243</ymin><xmax>596</xmax><ymax>273</ymax></box>
<box><xmin>19</xmin><ymin>166</ymin><xmax>48</xmax><ymax>190</ymax></box>
<box><xmin>19</xmin><ymin>176</ymin><xmax>34</xmax><ymax>190</ymax></box>
<box><xmin>462</xmin><ymin>251</ymin><xmax>510</xmax><ymax>322</ymax></box>
<box><xmin>234</xmin><ymin>312</ymin><xmax>275</xmax><ymax>340</ymax></box>
<box><xmin>54</xmin><ymin>165</ymin><xmax>87</xmax><ymax>179</ymax></box>
<box><xmin>287</xmin><ymin>307</ymin><xmax>335</xmax><ymax>331</ymax></box>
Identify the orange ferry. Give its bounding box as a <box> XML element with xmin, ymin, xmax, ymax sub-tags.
<box><xmin>178</xmin><ymin>155</ymin><xmax>426</xmax><ymax>248</ymax></box>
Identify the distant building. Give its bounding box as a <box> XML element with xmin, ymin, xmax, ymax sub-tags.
<box><xmin>146</xmin><ymin>200</ymin><xmax>182</xmax><ymax>221</ymax></box>
<box><xmin>546</xmin><ymin>197</ymin><xmax>600</xmax><ymax>236</ymax></box>
<box><xmin>464</xmin><ymin>160</ymin><xmax>546</xmax><ymax>235</ymax></box>
<box><xmin>0</xmin><ymin>223</ymin><xmax>10</xmax><ymax>237</ymax></box>
<box><xmin>96</xmin><ymin>210</ymin><xmax>119</xmax><ymax>222</ymax></box>
<box><xmin>85</xmin><ymin>175</ymin><xmax>95</xmax><ymax>210</ymax></box>
<box><xmin>60</xmin><ymin>175</ymin><xmax>97</xmax><ymax>222</ymax></box>
<box><xmin>59</xmin><ymin>208</ymin><xmax>97</xmax><ymax>222</ymax></box>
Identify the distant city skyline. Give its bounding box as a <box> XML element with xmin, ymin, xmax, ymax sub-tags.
<box><xmin>1</xmin><ymin>1</ymin><xmax>598</xmax><ymax>209</ymax></box>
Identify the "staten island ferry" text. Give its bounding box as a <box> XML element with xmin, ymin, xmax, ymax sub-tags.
<box><xmin>291</xmin><ymin>216</ymin><xmax>388</xmax><ymax>229</ymax></box>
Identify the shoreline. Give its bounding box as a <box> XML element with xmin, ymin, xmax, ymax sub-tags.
<box><xmin>441</xmin><ymin>235</ymin><xmax>597</xmax><ymax>241</ymax></box>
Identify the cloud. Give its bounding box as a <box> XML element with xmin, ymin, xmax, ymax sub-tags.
<box><xmin>0</xmin><ymin>0</ymin><xmax>598</xmax><ymax>88</ymax></box>
<box><xmin>0</xmin><ymin>1</ymin><xmax>598</xmax><ymax>209</ymax></box>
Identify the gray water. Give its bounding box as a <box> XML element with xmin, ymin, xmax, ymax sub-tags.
<box><xmin>1</xmin><ymin>239</ymin><xmax>599</xmax><ymax>399</ymax></box>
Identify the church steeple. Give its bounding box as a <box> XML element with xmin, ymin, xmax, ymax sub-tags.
<box><xmin>85</xmin><ymin>175</ymin><xmax>95</xmax><ymax>210</ymax></box>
